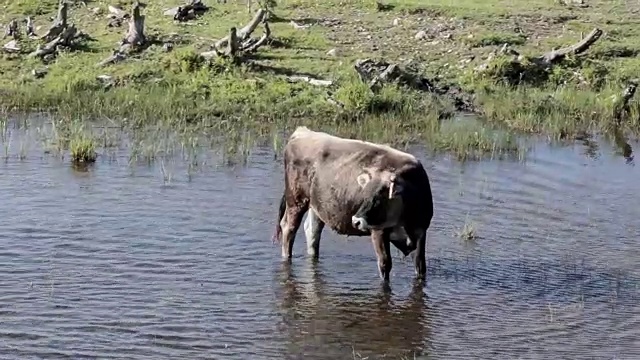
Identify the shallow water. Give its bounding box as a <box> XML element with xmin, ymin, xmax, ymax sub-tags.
<box><xmin>1</xmin><ymin>119</ymin><xmax>640</xmax><ymax>359</ymax></box>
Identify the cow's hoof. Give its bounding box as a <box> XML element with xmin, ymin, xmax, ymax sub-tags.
<box><xmin>378</xmin><ymin>266</ymin><xmax>391</xmax><ymax>282</ymax></box>
<box><xmin>414</xmin><ymin>263</ymin><xmax>426</xmax><ymax>279</ymax></box>
<box><xmin>306</xmin><ymin>247</ymin><xmax>319</xmax><ymax>258</ymax></box>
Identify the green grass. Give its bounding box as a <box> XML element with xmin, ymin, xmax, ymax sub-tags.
<box><xmin>1</xmin><ymin>0</ymin><xmax>640</xmax><ymax>161</ymax></box>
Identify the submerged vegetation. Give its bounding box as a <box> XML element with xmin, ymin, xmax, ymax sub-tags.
<box><xmin>0</xmin><ymin>0</ymin><xmax>639</xmax><ymax>161</ymax></box>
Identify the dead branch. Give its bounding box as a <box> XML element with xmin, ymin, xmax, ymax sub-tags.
<box><xmin>475</xmin><ymin>28</ymin><xmax>603</xmax><ymax>86</ymax></box>
<box><xmin>98</xmin><ymin>2</ymin><xmax>148</xmax><ymax>67</ymax></box>
<box><xmin>106</xmin><ymin>5</ymin><xmax>129</xmax><ymax>27</ymax></box>
<box><xmin>214</xmin><ymin>8</ymin><xmax>265</xmax><ymax>49</ymax></box>
<box><xmin>165</xmin><ymin>0</ymin><xmax>210</xmax><ymax>22</ymax></box>
<box><xmin>285</xmin><ymin>75</ymin><xmax>333</xmax><ymax>87</ymax></box>
<box><xmin>123</xmin><ymin>1</ymin><xmax>146</xmax><ymax>47</ymax></box>
<box><xmin>32</xmin><ymin>68</ymin><xmax>48</xmax><ymax>79</ymax></box>
<box><xmin>538</xmin><ymin>28</ymin><xmax>602</xmax><ymax>64</ymax></box>
<box><xmin>240</xmin><ymin>22</ymin><xmax>270</xmax><ymax>52</ymax></box>
<box><xmin>29</xmin><ymin>24</ymin><xmax>78</xmax><ymax>58</ymax></box>
<box><xmin>613</xmin><ymin>80</ymin><xmax>638</xmax><ymax>124</ymax></box>
<box><xmin>201</xmin><ymin>16</ymin><xmax>271</xmax><ymax>61</ymax></box>
<box><xmin>355</xmin><ymin>59</ymin><xmax>435</xmax><ymax>92</ymax></box>
<box><xmin>4</xmin><ymin>19</ymin><xmax>19</xmax><ymax>40</ymax></box>
<box><xmin>97</xmin><ymin>50</ymin><xmax>126</xmax><ymax>67</ymax></box>
<box><xmin>290</xmin><ymin>20</ymin><xmax>310</xmax><ymax>30</ymax></box>
<box><xmin>27</xmin><ymin>1</ymin><xmax>91</xmax><ymax>61</ymax></box>
<box><xmin>559</xmin><ymin>0</ymin><xmax>588</xmax><ymax>8</ymax></box>
<box><xmin>25</xmin><ymin>16</ymin><xmax>36</xmax><ymax>38</ymax></box>
<box><xmin>226</xmin><ymin>27</ymin><xmax>239</xmax><ymax>59</ymax></box>
<box><xmin>41</xmin><ymin>0</ymin><xmax>68</xmax><ymax>42</ymax></box>
<box><xmin>108</xmin><ymin>5</ymin><xmax>127</xmax><ymax>18</ymax></box>
<box><xmin>3</xmin><ymin>40</ymin><xmax>20</xmax><ymax>53</ymax></box>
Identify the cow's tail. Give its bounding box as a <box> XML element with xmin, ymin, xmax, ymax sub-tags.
<box><xmin>272</xmin><ymin>192</ymin><xmax>286</xmax><ymax>244</ymax></box>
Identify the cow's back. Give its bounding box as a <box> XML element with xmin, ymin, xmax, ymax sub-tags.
<box><xmin>285</xmin><ymin>127</ymin><xmax>417</xmax><ymax>168</ymax></box>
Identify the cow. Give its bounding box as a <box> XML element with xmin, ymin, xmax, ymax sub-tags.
<box><xmin>272</xmin><ymin>126</ymin><xmax>434</xmax><ymax>282</ymax></box>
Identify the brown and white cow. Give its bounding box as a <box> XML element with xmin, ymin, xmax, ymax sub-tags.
<box><xmin>272</xmin><ymin>127</ymin><xmax>434</xmax><ymax>281</ymax></box>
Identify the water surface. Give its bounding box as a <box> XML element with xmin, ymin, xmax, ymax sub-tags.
<box><xmin>1</xmin><ymin>121</ymin><xmax>640</xmax><ymax>359</ymax></box>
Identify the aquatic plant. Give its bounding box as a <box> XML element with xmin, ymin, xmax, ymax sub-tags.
<box><xmin>455</xmin><ymin>215</ymin><xmax>478</xmax><ymax>241</ymax></box>
<box><xmin>69</xmin><ymin>127</ymin><xmax>97</xmax><ymax>164</ymax></box>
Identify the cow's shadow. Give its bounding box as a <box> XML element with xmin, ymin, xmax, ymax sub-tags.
<box><xmin>272</xmin><ymin>261</ymin><xmax>431</xmax><ymax>359</ymax></box>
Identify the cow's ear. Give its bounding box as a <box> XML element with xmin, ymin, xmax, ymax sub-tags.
<box><xmin>356</xmin><ymin>173</ymin><xmax>371</xmax><ymax>189</ymax></box>
<box><xmin>388</xmin><ymin>174</ymin><xmax>403</xmax><ymax>199</ymax></box>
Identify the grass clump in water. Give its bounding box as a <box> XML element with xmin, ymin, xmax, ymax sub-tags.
<box><xmin>68</xmin><ymin>125</ymin><xmax>97</xmax><ymax>164</ymax></box>
<box><xmin>433</xmin><ymin>117</ymin><xmax>523</xmax><ymax>161</ymax></box>
<box><xmin>454</xmin><ymin>215</ymin><xmax>478</xmax><ymax>241</ymax></box>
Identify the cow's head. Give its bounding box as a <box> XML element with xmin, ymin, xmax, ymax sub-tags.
<box><xmin>351</xmin><ymin>170</ymin><xmax>405</xmax><ymax>231</ymax></box>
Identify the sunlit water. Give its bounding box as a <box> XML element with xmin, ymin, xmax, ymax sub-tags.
<box><xmin>1</xmin><ymin>118</ymin><xmax>640</xmax><ymax>359</ymax></box>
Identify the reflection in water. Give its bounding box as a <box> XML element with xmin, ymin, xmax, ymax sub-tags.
<box><xmin>274</xmin><ymin>261</ymin><xmax>430</xmax><ymax>359</ymax></box>
<box><xmin>427</xmin><ymin>256</ymin><xmax>640</xmax><ymax>306</ymax></box>
<box><xmin>581</xmin><ymin>138</ymin><xmax>600</xmax><ymax>160</ymax></box>
<box><xmin>70</xmin><ymin>162</ymin><xmax>96</xmax><ymax>175</ymax></box>
<box><xmin>612</xmin><ymin>127</ymin><xmax>634</xmax><ymax>165</ymax></box>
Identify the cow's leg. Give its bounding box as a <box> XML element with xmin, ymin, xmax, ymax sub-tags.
<box><xmin>406</xmin><ymin>227</ymin><xmax>427</xmax><ymax>279</ymax></box>
<box><xmin>371</xmin><ymin>229</ymin><xmax>392</xmax><ymax>281</ymax></box>
<box><xmin>303</xmin><ymin>209</ymin><xmax>325</xmax><ymax>258</ymax></box>
<box><xmin>281</xmin><ymin>204</ymin><xmax>308</xmax><ymax>259</ymax></box>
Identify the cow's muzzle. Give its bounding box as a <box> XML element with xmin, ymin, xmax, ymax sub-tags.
<box><xmin>352</xmin><ymin>216</ymin><xmax>367</xmax><ymax>231</ymax></box>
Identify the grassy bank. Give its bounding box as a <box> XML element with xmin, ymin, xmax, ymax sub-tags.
<box><xmin>1</xmin><ymin>0</ymin><xmax>639</xmax><ymax>161</ymax></box>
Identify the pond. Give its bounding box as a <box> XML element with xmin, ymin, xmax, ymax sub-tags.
<box><xmin>1</xmin><ymin>117</ymin><xmax>639</xmax><ymax>359</ymax></box>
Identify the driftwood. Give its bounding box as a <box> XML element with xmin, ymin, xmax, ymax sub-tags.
<box><xmin>123</xmin><ymin>1</ymin><xmax>146</xmax><ymax>46</ymax></box>
<box><xmin>32</xmin><ymin>68</ymin><xmax>48</xmax><ymax>79</ymax></box>
<box><xmin>25</xmin><ymin>16</ymin><xmax>36</xmax><ymax>38</ymax></box>
<box><xmin>613</xmin><ymin>80</ymin><xmax>638</xmax><ymax>125</ymax></box>
<box><xmin>4</xmin><ymin>19</ymin><xmax>19</xmax><ymax>40</ymax></box>
<box><xmin>559</xmin><ymin>0</ymin><xmax>588</xmax><ymax>8</ymax></box>
<box><xmin>28</xmin><ymin>1</ymin><xmax>90</xmax><ymax>60</ymax></box>
<box><xmin>107</xmin><ymin>5</ymin><xmax>129</xmax><ymax>27</ymax></box>
<box><xmin>241</xmin><ymin>22</ymin><xmax>270</xmax><ymax>53</ymax></box>
<box><xmin>40</xmin><ymin>1</ymin><xmax>68</xmax><ymax>42</ymax></box>
<box><xmin>285</xmin><ymin>75</ymin><xmax>333</xmax><ymax>87</ymax></box>
<box><xmin>3</xmin><ymin>40</ymin><xmax>20</xmax><ymax>53</ymax></box>
<box><xmin>290</xmin><ymin>20</ymin><xmax>311</xmax><ymax>30</ymax></box>
<box><xmin>476</xmin><ymin>28</ymin><xmax>603</xmax><ymax>85</ymax></box>
<box><xmin>537</xmin><ymin>28</ymin><xmax>602</xmax><ymax>64</ymax></box>
<box><xmin>226</xmin><ymin>27</ymin><xmax>239</xmax><ymax>58</ymax></box>
<box><xmin>213</xmin><ymin>8</ymin><xmax>266</xmax><ymax>49</ymax></box>
<box><xmin>98</xmin><ymin>2</ymin><xmax>147</xmax><ymax>67</ymax></box>
<box><xmin>201</xmin><ymin>10</ymin><xmax>271</xmax><ymax>61</ymax></box>
<box><xmin>355</xmin><ymin>58</ymin><xmax>478</xmax><ymax>113</ymax></box>
<box><xmin>29</xmin><ymin>24</ymin><xmax>78</xmax><ymax>58</ymax></box>
<box><xmin>165</xmin><ymin>0</ymin><xmax>210</xmax><ymax>22</ymax></box>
